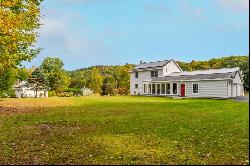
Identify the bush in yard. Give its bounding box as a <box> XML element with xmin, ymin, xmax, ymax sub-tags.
<box><xmin>48</xmin><ymin>91</ymin><xmax>57</xmax><ymax>97</ymax></box>
<box><xmin>56</xmin><ymin>92</ymin><xmax>74</xmax><ymax>97</ymax></box>
<box><xmin>117</xmin><ymin>86</ymin><xmax>129</xmax><ymax>95</ymax></box>
<box><xmin>64</xmin><ymin>88</ymin><xmax>82</xmax><ymax>96</ymax></box>
<box><xmin>0</xmin><ymin>89</ymin><xmax>16</xmax><ymax>98</ymax></box>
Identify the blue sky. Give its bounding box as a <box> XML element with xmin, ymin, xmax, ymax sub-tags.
<box><xmin>24</xmin><ymin>0</ymin><xmax>249</xmax><ymax>70</ymax></box>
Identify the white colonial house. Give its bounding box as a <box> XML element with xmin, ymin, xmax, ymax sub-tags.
<box><xmin>13</xmin><ymin>81</ymin><xmax>48</xmax><ymax>98</ymax></box>
<box><xmin>130</xmin><ymin>59</ymin><xmax>244</xmax><ymax>98</ymax></box>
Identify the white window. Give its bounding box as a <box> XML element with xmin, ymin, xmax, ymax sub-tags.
<box><xmin>173</xmin><ymin>83</ymin><xmax>177</xmax><ymax>94</ymax></box>
<box><xmin>151</xmin><ymin>70</ymin><xmax>158</xmax><ymax>77</ymax></box>
<box><xmin>193</xmin><ymin>83</ymin><xmax>199</xmax><ymax>94</ymax></box>
<box><xmin>135</xmin><ymin>84</ymin><xmax>139</xmax><ymax>89</ymax></box>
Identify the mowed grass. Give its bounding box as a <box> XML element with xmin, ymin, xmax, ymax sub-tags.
<box><xmin>0</xmin><ymin>96</ymin><xmax>248</xmax><ymax>165</ymax></box>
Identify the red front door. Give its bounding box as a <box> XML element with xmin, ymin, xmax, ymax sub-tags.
<box><xmin>181</xmin><ymin>84</ymin><xmax>185</xmax><ymax>97</ymax></box>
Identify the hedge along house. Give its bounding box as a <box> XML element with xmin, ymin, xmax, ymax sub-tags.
<box><xmin>130</xmin><ymin>59</ymin><xmax>244</xmax><ymax>98</ymax></box>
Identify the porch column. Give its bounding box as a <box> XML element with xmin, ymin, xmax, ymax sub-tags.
<box><xmin>149</xmin><ymin>84</ymin><xmax>151</xmax><ymax>94</ymax></box>
<box><xmin>151</xmin><ymin>83</ymin><xmax>152</xmax><ymax>94</ymax></box>
<box><xmin>148</xmin><ymin>84</ymin><xmax>150</xmax><ymax>94</ymax></box>
<box><xmin>147</xmin><ymin>84</ymin><xmax>149</xmax><ymax>94</ymax></box>
<box><xmin>170</xmin><ymin>82</ymin><xmax>173</xmax><ymax>95</ymax></box>
<box><xmin>160</xmin><ymin>83</ymin><xmax>162</xmax><ymax>95</ymax></box>
<box><xmin>165</xmin><ymin>83</ymin><xmax>167</xmax><ymax>94</ymax></box>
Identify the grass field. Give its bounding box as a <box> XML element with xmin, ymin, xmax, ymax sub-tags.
<box><xmin>0</xmin><ymin>96</ymin><xmax>249</xmax><ymax>165</ymax></box>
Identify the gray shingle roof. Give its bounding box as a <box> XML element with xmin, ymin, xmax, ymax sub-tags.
<box><xmin>152</xmin><ymin>67</ymin><xmax>239</xmax><ymax>82</ymax></box>
<box><xmin>14</xmin><ymin>81</ymin><xmax>29</xmax><ymax>88</ymax></box>
<box><xmin>134</xmin><ymin>60</ymin><xmax>170</xmax><ymax>69</ymax></box>
<box><xmin>169</xmin><ymin>67</ymin><xmax>240</xmax><ymax>76</ymax></box>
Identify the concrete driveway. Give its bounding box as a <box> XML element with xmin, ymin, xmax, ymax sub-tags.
<box><xmin>232</xmin><ymin>96</ymin><xmax>249</xmax><ymax>102</ymax></box>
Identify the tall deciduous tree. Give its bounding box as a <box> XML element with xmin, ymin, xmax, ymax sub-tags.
<box><xmin>0</xmin><ymin>68</ymin><xmax>17</xmax><ymax>95</ymax></box>
<box><xmin>40</xmin><ymin>57</ymin><xmax>70</xmax><ymax>91</ymax></box>
<box><xmin>18</xmin><ymin>67</ymin><xmax>29</xmax><ymax>81</ymax></box>
<box><xmin>89</xmin><ymin>68</ymin><xmax>103</xmax><ymax>94</ymax></box>
<box><xmin>117</xmin><ymin>64</ymin><xmax>134</xmax><ymax>95</ymax></box>
<box><xmin>0</xmin><ymin>0</ymin><xmax>43</xmax><ymax>93</ymax></box>
<box><xmin>101</xmin><ymin>76</ymin><xmax>116</xmax><ymax>96</ymax></box>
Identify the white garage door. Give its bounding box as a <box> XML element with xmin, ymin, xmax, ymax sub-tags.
<box><xmin>237</xmin><ymin>84</ymin><xmax>241</xmax><ymax>96</ymax></box>
<box><xmin>232</xmin><ymin>84</ymin><xmax>237</xmax><ymax>97</ymax></box>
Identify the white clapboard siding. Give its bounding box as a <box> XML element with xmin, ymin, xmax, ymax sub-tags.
<box><xmin>233</xmin><ymin>72</ymin><xmax>242</xmax><ymax>84</ymax></box>
<box><xmin>130</xmin><ymin>61</ymin><xmax>182</xmax><ymax>95</ymax></box>
<box><xmin>130</xmin><ymin>70</ymin><xmax>151</xmax><ymax>95</ymax></box>
<box><xmin>163</xmin><ymin>61</ymin><xmax>182</xmax><ymax>76</ymax></box>
<box><xmin>184</xmin><ymin>80</ymin><xmax>228</xmax><ymax>98</ymax></box>
<box><xmin>130</xmin><ymin>69</ymin><xmax>165</xmax><ymax>95</ymax></box>
<box><xmin>227</xmin><ymin>81</ymin><xmax>232</xmax><ymax>98</ymax></box>
<box><xmin>233</xmin><ymin>72</ymin><xmax>244</xmax><ymax>96</ymax></box>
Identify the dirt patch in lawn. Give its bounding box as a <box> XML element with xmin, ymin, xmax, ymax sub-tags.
<box><xmin>0</xmin><ymin>106</ymin><xmax>44</xmax><ymax>115</ymax></box>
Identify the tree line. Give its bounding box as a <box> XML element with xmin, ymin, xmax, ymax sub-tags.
<box><xmin>0</xmin><ymin>55</ymin><xmax>249</xmax><ymax>97</ymax></box>
<box><xmin>68</xmin><ymin>64</ymin><xmax>134</xmax><ymax>96</ymax></box>
<box><xmin>25</xmin><ymin>57</ymin><xmax>134</xmax><ymax>97</ymax></box>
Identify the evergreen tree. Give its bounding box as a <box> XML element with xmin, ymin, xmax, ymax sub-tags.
<box><xmin>28</xmin><ymin>68</ymin><xmax>48</xmax><ymax>98</ymax></box>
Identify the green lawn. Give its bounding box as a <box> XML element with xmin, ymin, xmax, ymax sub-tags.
<box><xmin>0</xmin><ymin>96</ymin><xmax>249</xmax><ymax>165</ymax></box>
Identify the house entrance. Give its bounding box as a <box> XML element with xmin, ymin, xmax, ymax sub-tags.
<box><xmin>181</xmin><ymin>84</ymin><xmax>185</xmax><ymax>97</ymax></box>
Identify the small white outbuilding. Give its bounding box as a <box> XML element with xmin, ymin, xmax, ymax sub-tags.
<box><xmin>13</xmin><ymin>81</ymin><xmax>48</xmax><ymax>98</ymax></box>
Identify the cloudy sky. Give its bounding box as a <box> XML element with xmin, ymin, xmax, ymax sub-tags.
<box><xmin>24</xmin><ymin>0</ymin><xmax>249</xmax><ymax>70</ymax></box>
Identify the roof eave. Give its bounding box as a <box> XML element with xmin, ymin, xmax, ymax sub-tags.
<box><xmin>151</xmin><ymin>78</ymin><xmax>232</xmax><ymax>82</ymax></box>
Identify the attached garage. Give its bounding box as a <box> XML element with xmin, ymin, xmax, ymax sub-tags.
<box><xmin>237</xmin><ymin>84</ymin><xmax>241</xmax><ymax>96</ymax></box>
<box><xmin>232</xmin><ymin>83</ymin><xmax>237</xmax><ymax>97</ymax></box>
<box><xmin>227</xmin><ymin>82</ymin><xmax>232</xmax><ymax>98</ymax></box>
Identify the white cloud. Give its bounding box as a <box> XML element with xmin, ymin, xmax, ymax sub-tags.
<box><xmin>39</xmin><ymin>17</ymin><xmax>67</xmax><ymax>37</ymax></box>
<box><xmin>35</xmin><ymin>7</ymin><xmax>112</xmax><ymax>69</ymax></box>
<box><xmin>217</xmin><ymin>0</ymin><xmax>249</xmax><ymax>12</ymax></box>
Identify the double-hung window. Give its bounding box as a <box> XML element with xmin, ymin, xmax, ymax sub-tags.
<box><xmin>135</xmin><ymin>72</ymin><xmax>139</xmax><ymax>79</ymax></box>
<box><xmin>193</xmin><ymin>83</ymin><xmax>199</xmax><ymax>94</ymax></box>
<box><xmin>151</xmin><ymin>70</ymin><xmax>158</xmax><ymax>77</ymax></box>
<box><xmin>155</xmin><ymin>70</ymin><xmax>158</xmax><ymax>77</ymax></box>
<box><xmin>135</xmin><ymin>84</ymin><xmax>139</xmax><ymax>89</ymax></box>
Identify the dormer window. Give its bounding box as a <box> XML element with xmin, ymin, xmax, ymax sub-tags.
<box><xmin>151</xmin><ymin>70</ymin><xmax>158</xmax><ymax>77</ymax></box>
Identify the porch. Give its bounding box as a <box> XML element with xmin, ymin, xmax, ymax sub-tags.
<box><xmin>142</xmin><ymin>82</ymin><xmax>181</xmax><ymax>96</ymax></box>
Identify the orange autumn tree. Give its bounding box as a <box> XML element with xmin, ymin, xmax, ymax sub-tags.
<box><xmin>0</xmin><ymin>0</ymin><xmax>43</xmax><ymax>94</ymax></box>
